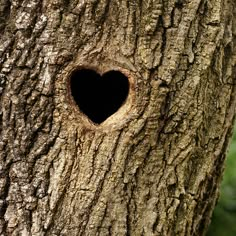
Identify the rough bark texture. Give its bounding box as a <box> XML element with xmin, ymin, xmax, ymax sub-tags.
<box><xmin>0</xmin><ymin>0</ymin><xmax>236</xmax><ymax>235</ymax></box>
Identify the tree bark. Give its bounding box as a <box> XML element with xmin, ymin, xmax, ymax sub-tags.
<box><xmin>0</xmin><ymin>0</ymin><xmax>236</xmax><ymax>235</ymax></box>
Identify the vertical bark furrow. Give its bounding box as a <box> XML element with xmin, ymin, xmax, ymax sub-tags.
<box><xmin>0</xmin><ymin>0</ymin><xmax>11</xmax><ymax>33</ymax></box>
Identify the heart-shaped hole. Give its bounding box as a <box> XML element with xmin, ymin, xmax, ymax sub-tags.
<box><xmin>70</xmin><ymin>69</ymin><xmax>130</xmax><ymax>124</ymax></box>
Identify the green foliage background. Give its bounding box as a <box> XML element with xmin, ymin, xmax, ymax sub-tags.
<box><xmin>207</xmin><ymin>123</ymin><xmax>236</xmax><ymax>236</ymax></box>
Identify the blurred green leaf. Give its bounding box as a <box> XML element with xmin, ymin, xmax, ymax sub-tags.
<box><xmin>207</xmin><ymin>123</ymin><xmax>236</xmax><ymax>236</ymax></box>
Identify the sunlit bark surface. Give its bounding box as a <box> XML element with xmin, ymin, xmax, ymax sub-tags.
<box><xmin>0</xmin><ymin>0</ymin><xmax>236</xmax><ymax>235</ymax></box>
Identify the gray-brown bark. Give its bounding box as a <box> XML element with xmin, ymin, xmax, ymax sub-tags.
<box><xmin>0</xmin><ymin>0</ymin><xmax>236</xmax><ymax>235</ymax></box>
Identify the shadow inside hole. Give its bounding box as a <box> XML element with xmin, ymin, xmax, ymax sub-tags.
<box><xmin>70</xmin><ymin>69</ymin><xmax>130</xmax><ymax>124</ymax></box>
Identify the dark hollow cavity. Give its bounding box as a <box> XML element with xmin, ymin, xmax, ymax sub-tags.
<box><xmin>70</xmin><ymin>69</ymin><xmax>130</xmax><ymax>124</ymax></box>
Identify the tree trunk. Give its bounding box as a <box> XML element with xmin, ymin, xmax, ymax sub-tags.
<box><xmin>0</xmin><ymin>0</ymin><xmax>236</xmax><ymax>235</ymax></box>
